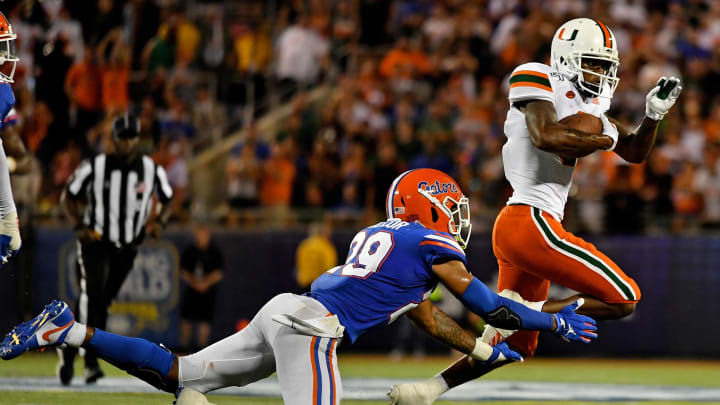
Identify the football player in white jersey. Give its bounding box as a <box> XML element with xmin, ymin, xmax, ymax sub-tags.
<box><xmin>389</xmin><ymin>18</ymin><xmax>682</xmax><ymax>404</ymax></box>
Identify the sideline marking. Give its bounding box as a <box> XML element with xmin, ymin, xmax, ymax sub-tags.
<box><xmin>1</xmin><ymin>377</ymin><xmax>720</xmax><ymax>401</ymax></box>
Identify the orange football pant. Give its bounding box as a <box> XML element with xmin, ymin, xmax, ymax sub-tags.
<box><xmin>492</xmin><ymin>205</ymin><xmax>641</xmax><ymax>357</ymax></box>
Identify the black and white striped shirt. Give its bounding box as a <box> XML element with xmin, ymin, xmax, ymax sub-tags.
<box><xmin>66</xmin><ymin>154</ymin><xmax>173</xmax><ymax>246</ymax></box>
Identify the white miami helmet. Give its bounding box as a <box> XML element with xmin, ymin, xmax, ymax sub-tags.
<box><xmin>551</xmin><ymin>18</ymin><xmax>619</xmax><ymax>98</ymax></box>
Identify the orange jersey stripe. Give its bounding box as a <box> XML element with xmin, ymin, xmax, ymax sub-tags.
<box><xmin>310</xmin><ymin>337</ymin><xmax>318</xmax><ymax>402</ymax></box>
<box><xmin>510</xmin><ymin>82</ymin><xmax>553</xmax><ymax>92</ymax></box>
<box><xmin>511</xmin><ymin>70</ymin><xmax>549</xmax><ymax>80</ymax></box>
<box><xmin>420</xmin><ymin>240</ymin><xmax>465</xmax><ymax>255</ymax></box>
<box><xmin>328</xmin><ymin>339</ymin><xmax>337</xmax><ymax>404</ymax></box>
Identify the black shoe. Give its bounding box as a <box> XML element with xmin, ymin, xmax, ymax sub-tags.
<box><xmin>56</xmin><ymin>348</ymin><xmax>75</xmax><ymax>386</ymax></box>
<box><xmin>85</xmin><ymin>366</ymin><xmax>104</xmax><ymax>384</ymax></box>
<box><xmin>56</xmin><ymin>359</ymin><xmax>74</xmax><ymax>385</ymax></box>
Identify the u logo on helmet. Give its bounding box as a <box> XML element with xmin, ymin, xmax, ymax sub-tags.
<box><xmin>557</xmin><ymin>28</ymin><xmax>579</xmax><ymax>41</ymax></box>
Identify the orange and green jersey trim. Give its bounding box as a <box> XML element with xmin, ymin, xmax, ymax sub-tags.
<box><xmin>509</xmin><ymin>70</ymin><xmax>552</xmax><ymax>92</ymax></box>
<box><xmin>593</xmin><ymin>19</ymin><xmax>612</xmax><ymax>48</ymax></box>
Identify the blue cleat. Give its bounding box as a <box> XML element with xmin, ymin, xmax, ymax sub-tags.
<box><xmin>0</xmin><ymin>300</ymin><xmax>76</xmax><ymax>360</ymax></box>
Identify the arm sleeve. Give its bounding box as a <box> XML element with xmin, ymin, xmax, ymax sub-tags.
<box><xmin>66</xmin><ymin>159</ymin><xmax>93</xmax><ymax>200</ymax></box>
<box><xmin>154</xmin><ymin>164</ymin><xmax>174</xmax><ymax>203</ymax></box>
<box><xmin>508</xmin><ymin>63</ymin><xmax>555</xmax><ymax>104</ymax></box>
<box><xmin>460</xmin><ymin>278</ymin><xmax>554</xmax><ymax>331</ymax></box>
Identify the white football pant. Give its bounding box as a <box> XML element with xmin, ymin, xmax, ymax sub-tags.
<box><xmin>178</xmin><ymin>293</ymin><xmax>342</xmax><ymax>405</ymax></box>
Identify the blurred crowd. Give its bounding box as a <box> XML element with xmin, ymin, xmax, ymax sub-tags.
<box><xmin>6</xmin><ymin>0</ymin><xmax>720</xmax><ymax>235</ymax></box>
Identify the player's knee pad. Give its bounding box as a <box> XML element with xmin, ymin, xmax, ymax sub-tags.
<box><xmin>128</xmin><ymin>365</ymin><xmax>178</xmax><ymax>393</ymax></box>
<box><xmin>120</xmin><ymin>341</ymin><xmax>177</xmax><ymax>393</ymax></box>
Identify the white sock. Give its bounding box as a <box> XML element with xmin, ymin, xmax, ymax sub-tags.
<box><xmin>63</xmin><ymin>322</ymin><xmax>87</xmax><ymax>347</ymax></box>
<box><xmin>528</xmin><ymin>299</ymin><xmax>546</xmax><ymax>312</ymax></box>
<box><xmin>428</xmin><ymin>375</ymin><xmax>449</xmax><ymax>396</ymax></box>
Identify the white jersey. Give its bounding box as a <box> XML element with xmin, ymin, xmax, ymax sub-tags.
<box><xmin>503</xmin><ymin>62</ymin><xmax>611</xmax><ymax>221</ymax></box>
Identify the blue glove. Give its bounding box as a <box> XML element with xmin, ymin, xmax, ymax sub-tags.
<box><xmin>0</xmin><ymin>84</ymin><xmax>14</xmax><ymax>124</ymax></box>
<box><xmin>552</xmin><ymin>299</ymin><xmax>598</xmax><ymax>343</ymax></box>
<box><xmin>486</xmin><ymin>342</ymin><xmax>523</xmax><ymax>364</ymax></box>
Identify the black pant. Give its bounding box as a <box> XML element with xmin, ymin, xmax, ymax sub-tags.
<box><xmin>63</xmin><ymin>240</ymin><xmax>137</xmax><ymax>369</ymax></box>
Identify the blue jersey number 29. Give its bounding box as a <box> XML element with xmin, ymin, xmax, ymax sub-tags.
<box><xmin>330</xmin><ymin>230</ymin><xmax>395</xmax><ymax>279</ymax></box>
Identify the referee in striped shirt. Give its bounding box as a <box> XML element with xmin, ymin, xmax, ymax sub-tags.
<box><xmin>58</xmin><ymin>114</ymin><xmax>174</xmax><ymax>385</ymax></box>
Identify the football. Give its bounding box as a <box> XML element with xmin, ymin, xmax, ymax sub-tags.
<box><xmin>559</xmin><ymin>113</ymin><xmax>603</xmax><ymax>134</ymax></box>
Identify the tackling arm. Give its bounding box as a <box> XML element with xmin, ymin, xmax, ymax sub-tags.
<box><xmin>432</xmin><ymin>260</ymin><xmax>556</xmax><ymax>331</ymax></box>
<box><xmin>524</xmin><ymin>100</ymin><xmax>613</xmax><ymax>158</ymax></box>
<box><xmin>406</xmin><ymin>299</ymin><xmax>476</xmax><ymax>354</ymax></box>
<box><xmin>406</xmin><ymin>297</ymin><xmax>522</xmax><ymax>364</ymax></box>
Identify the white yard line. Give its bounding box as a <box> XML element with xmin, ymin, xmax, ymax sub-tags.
<box><xmin>2</xmin><ymin>377</ymin><xmax>720</xmax><ymax>402</ymax></box>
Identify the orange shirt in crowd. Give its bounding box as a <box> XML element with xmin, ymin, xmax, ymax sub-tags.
<box><xmin>601</xmin><ymin>152</ymin><xmax>646</xmax><ymax>190</ymax></box>
<box><xmin>379</xmin><ymin>49</ymin><xmax>431</xmax><ymax>78</ymax></box>
<box><xmin>101</xmin><ymin>66</ymin><xmax>129</xmax><ymax>111</ymax></box>
<box><xmin>65</xmin><ymin>61</ymin><xmax>101</xmax><ymax>111</ymax></box>
<box><xmin>705</xmin><ymin>119</ymin><xmax>720</xmax><ymax>141</ymax></box>
<box><xmin>260</xmin><ymin>158</ymin><xmax>296</xmax><ymax>206</ymax></box>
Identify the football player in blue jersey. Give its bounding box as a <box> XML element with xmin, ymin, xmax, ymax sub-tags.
<box><xmin>0</xmin><ymin>168</ymin><xmax>597</xmax><ymax>405</ymax></box>
<box><xmin>0</xmin><ymin>12</ymin><xmax>25</xmax><ymax>268</ymax></box>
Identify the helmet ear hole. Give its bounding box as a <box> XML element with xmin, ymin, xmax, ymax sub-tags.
<box><xmin>431</xmin><ymin>207</ymin><xmax>439</xmax><ymax>223</ymax></box>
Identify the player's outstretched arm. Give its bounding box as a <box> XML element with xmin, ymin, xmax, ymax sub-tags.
<box><xmin>407</xmin><ymin>300</ymin><xmax>476</xmax><ymax>354</ymax></box>
<box><xmin>524</xmin><ymin>99</ymin><xmax>613</xmax><ymax>158</ymax></box>
<box><xmin>432</xmin><ymin>260</ymin><xmax>598</xmax><ymax>343</ymax></box>
<box><xmin>406</xmin><ymin>300</ymin><xmax>522</xmax><ymax>364</ymax></box>
<box><xmin>612</xmin><ymin>77</ymin><xmax>682</xmax><ymax>163</ymax></box>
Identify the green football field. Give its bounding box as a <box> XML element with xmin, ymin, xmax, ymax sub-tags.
<box><xmin>1</xmin><ymin>352</ymin><xmax>720</xmax><ymax>404</ymax></box>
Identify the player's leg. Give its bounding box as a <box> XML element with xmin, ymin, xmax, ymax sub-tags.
<box><xmin>1</xmin><ymin>300</ymin><xmax>180</xmax><ymax>392</ymax></box>
<box><xmin>0</xmin><ymin>142</ymin><xmax>21</xmax><ymax>264</ymax></box>
<box><xmin>1</xmin><ymin>298</ymin><xmax>275</xmax><ymax>396</ymax></box>
<box><xmin>274</xmin><ymin>332</ymin><xmax>341</xmax><ymax>405</ymax></box>
<box><xmin>104</xmin><ymin>245</ymin><xmax>137</xmax><ymax>301</ymax></box>
<box><xmin>261</xmin><ymin>293</ymin><xmax>342</xmax><ymax>405</ymax></box>
<box><xmin>83</xmin><ymin>245</ymin><xmax>137</xmax><ymax>381</ymax></box>
<box><xmin>395</xmin><ymin>255</ymin><xmax>549</xmax><ymax>402</ymax></box>
<box><xmin>390</xmin><ymin>206</ymin><xmax>550</xmax><ymax>404</ymax></box>
<box><xmin>177</xmin><ymin>294</ymin><xmax>318</xmax><ymax>394</ymax></box>
<box><xmin>515</xmin><ymin>207</ymin><xmax>641</xmax><ymax>318</ymax></box>
<box><xmin>58</xmin><ymin>240</ymin><xmax>109</xmax><ymax>384</ymax></box>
